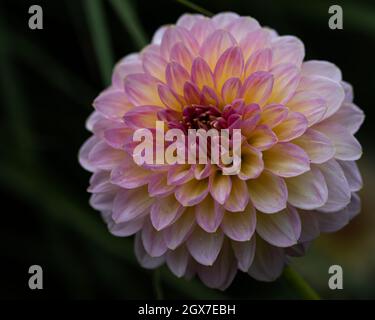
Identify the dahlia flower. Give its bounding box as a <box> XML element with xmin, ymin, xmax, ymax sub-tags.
<box><xmin>79</xmin><ymin>12</ymin><xmax>364</xmax><ymax>290</ymax></box>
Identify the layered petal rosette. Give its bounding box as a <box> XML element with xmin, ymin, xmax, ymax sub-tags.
<box><xmin>79</xmin><ymin>12</ymin><xmax>364</xmax><ymax>289</ymax></box>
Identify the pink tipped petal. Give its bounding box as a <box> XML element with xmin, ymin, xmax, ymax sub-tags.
<box><xmin>79</xmin><ymin>136</ymin><xmax>101</xmax><ymax>172</ymax></box>
<box><xmin>108</xmin><ymin>216</ymin><xmax>145</xmax><ymax>237</ymax></box>
<box><xmin>224</xmin><ymin>177</ymin><xmax>250</xmax><ymax>212</ymax></box>
<box><xmin>314</xmin><ymin>122</ymin><xmax>362</xmax><ymax>161</ymax></box>
<box><xmin>160</xmin><ymin>26</ymin><xmax>198</xmax><ymax>59</ymax></box>
<box><xmin>263</xmin><ymin>142</ymin><xmax>310</xmax><ymax>177</ymax></box>
<box><xmin>142</xmin><ymin>49</ymin><xmax>168</xmax><ymax>82</ymax></box>
<box><xmin>226</xmin><ymin>16</ymin><xmax>260</xmax><ymax>42</ymax></box>
<box><xmin>315</xmin><ymin>159</ymin><xmax>351</xmax><ymax>212</ymax></box>
<box><xmin>191</xmin><ymin>57</ymin><xmax>215</xmax><ymax>90</ymax></box>
<box><xmin>166</xmin><ymin>246</ymin><xmax>190</xmax><ymax>278</ymax></box>
<box><xmin>111</xmin><ymin>160</ymin><xmax>150</xmax><ymax>189</ymax></box>
<box><xmin>286</xmin><ymin>166</ymin><xmax>328</xmax><ymax>210</ymax></box>
<box><xmin>200</xmin><ymin>85</ymin><xmax>220</xmax><ymax>106</ymax></box>
<box><xmin>298</xmin><ymin>75</ymin><xmax>345</xmax><ymax>119</ymax></box>
<box><xmin>134</xmin><ymin>233</ymin><xmax>165</xmax><ymax>269</ymax></box>
<box><xmin>287</xmin><ymin>91</ymin><xmax>327</xmax><ymax>125</ymax></box>
<box><xmin>112</xmin><ymin>187</ymin><xmax>153</xmax><ymax>223</ymax></box>
<box><xmin>231</xmin><ymin>237</ymin><xmax>256</xmax><ymax>272</ymax></box>
<box><xmin>323</xmin><ymin>102</ymin><xmax>365</xmax><ymax>135</ymax></box>
<box><xmin>244</xmin><ymin>48</ymin><xmax>272</xmax><ymax>78</ymax></box>
<box><xmin>148</xmin><ymin>174</ymin><xmax>175</xmax><ymax>197</ymax></box>
<box><xmin>88</xmin><ymin>141</ymin><xmax>125</xmax><ymax>170</ymax></box>
<box><xmin>293</xmin><ymin>128</ymin><xmax>335</xmax><ymax>164</ymax></box>
<box><xmin>248</xmin><ymin>170</ymin><xmax>288</xmax><ymax>214</ymax></box>
<box><xmin>163</xmin><ymin>207</ymin><xmax>195</xmax><ymax>250</ymax></box>
<box><xmin>166</xmin><ymin>62</ymin><xmax>190</xmax><ymax>95</ymax></box>
<box><xmin>104</xmin><ymin>127</ymin><xmax>132</xmax><ymax>150</ymax></box>
<box><xmin>152</xmin><ymin>26</ymin><xmax>167</xmax><ymax>45</ymax></box>
<box><xmin>88</xmin><ymin>171</ymin><xmax>112</xmax><ymax>193</ymax></box>
<box><xmin>221</xmin><ymin>204</ymin><xmax>256</xmax><ymax>241</ymax></box>
<box><xmin>142</xmin><ymin>219</ymin><xmax>168</xmax><ymax>257</ymax></box>
<box><xmin>248</xmin><ymin>237</ymin><xmax>285</xmax><ymax>281</ymax></box>
<box><xmin>168</xmin><ymin>164</ymin><xmax>194</xmax><ymax>186</ymax></box>
<box><xmin>214</xmin><ymin>46</ymin><xmax>244</xmax><ymax>90</ymax></box>
<box><xmin>158</xmin><ymin>83</ymin><xmax>184</xmax><ymax>111</ymax></box>
<box><xmin>124</xmin><ymin>73</ymin><xmax>163</xmax><ymax>106</ymax></box>
<box><xmin>259</xmin><ymin>104</ymin><xmax>288</xmax><ymax>128</ymax></box>
<box><xmin>273</xmin><ymin>111</ymin><xmax>308</xmax><ymax>142</ymax></box>
<box><xmin>256</xmin><ymin>206</ymin><xmax>301</xmax><ymax>247</ymax></box>
<box><xmin>187</xmin><ymin>227</ymin><xmax>224</xmax><ymax>266</ymax></box>
<box><xmin>240</xmin><ymin>71</ymin><xmax>274</xmax><ymax>106</ymax></box>
<box><xmin>150</xmin><ymin>195</ymin><xmax>184</xmax><ymax>231</ymax></box>
<box><xmin>212</xmin><ymin>12</ymin><xmax>239</xmax><ymax>28</ymax></box>
<box><xmin>195</xmin><ymin>196</ymin><xmax>225</xmax><ymax>233</ymax></box>
<box><xmin>124</xmin><ymin>105</ymin><xmax>164</xmax><ymax>129</ymax></box>
<box><xmin>197</xmin><ymin>239</ymin><xmax>237</xmax><ymax>290</ymax></box>
<box><xmin>271</xmin><ymin>36</ymin><xmax>305</xmax><ymax>67</ymax></box>
<box><xmin>199</xmin><ymin>30</ymin><xmax>237</xmax><ymax>70</ymax></box>
<box><xmin>209</xmin><ymin>172</ymin><xmax>232</xmax><ymax>204</ymax></box>
<box><xmin>183</xmin><ymin>81</ymin><xmax>201</xmax><ymax>105</ymax></box>
<box><xmin>338</xmin><ymin>160</ymin><xmax>363</xmax><ymax>192</ymax></box>
<box><xmin>268</xmin><ymin>64</ymin><xmax>300</xmax><ymax>104</ymax></box>
<box><xmin>175</xmin><ymin>178</ymin><xmax>209</xmax><ymax>206</ymax></box>
<box><xmin>94</xmin><ymin>89</ymin><xmax>133</xmax><ymax>119</ymax></box>
<box><xmin>112</xmin><ymin>54</ymin><xmax>143</xmax><ymax>88</ymax></box>
<box><xmin>239</xmin><ymin>144</ymin><xmax>264</xmax><ymax>180</ymax></box>
<box><xmin>221</xmin><ymin>78</ymin><xmax>241</xmax><ymax>105</ymax></box>
<box><xmin>247</xmin><ymin>125</ymin><xmax>277</xmax><ymax>150</ymax></box>
<box><xmin>301</xmin><ymin>60</ymin><xmax>342</xmax><ymax>82</ymax></box>
<box><xmin>176</xmin><ymin>13</ymin><xmax>204</xmax><ymax>29</ymax></box>
<box><xmin>239</xmin><ymin>29</ymin><xmax>271</xmax><ymax>61</ymax></box>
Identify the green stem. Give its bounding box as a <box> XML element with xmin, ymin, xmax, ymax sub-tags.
<box><xmin>84</xmin><ymin>0</ymin><xmax>114</xmax><ymax>85</ymax></box>
<box><xmin>283</xmin><ymin>266</ymin><xmax>321</xmax><ymax>300</ymax></box>
<box><xmin>176</xmin><ymin>0</ymin><xmax>214</xmax><ymax>16</ymax></box>
<box><xmin>153</xmin><ymin>269</ymin><xmax>164</xmax><ymax>300</ymax></box>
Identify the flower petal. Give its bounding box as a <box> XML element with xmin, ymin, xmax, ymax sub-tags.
<box><xmin>199</xmin><ymin>30</ymin><xmax>237</xmax><ymax>70</ymax></box>
<box><xmin>195</xmin><ymin>196</ymin><xmax>225</xmax><ymax>233</ymax></box>
<box><xmin>124</xmin><ymin>73</ymin><xmax>163</xmax><ymax>106</ymax></box>
<box><xmin>166</xmin><ymin>245</ymin><xmax>190</xmax><ymax>277</ymax></box>
<box><xmin>247</xmin><ymin>170</ymin><xmax>288</xmax><ymax>213</ymax></box>
<box><xmin>286</xmin><ymin>166</ymin><xmax>328</xmax><ymax>210</ymax></box>
<box><xmin>175</xmin><ymin>178</ymin><xmax>209</xmax><ymax>206</ymax></box>
<box><xmin>239</xmin><ymin>71</ymin><xmax>274</xmax><ymax>105</ymax></box>
<box><xmin>150</xmin><ymin>195</ymin><xmax>184</xmax><ymax>231</ymax></box>
<box><xmin>314</xmin><ymin>122</ymin><xmax>362</xmax><ymax>161</ymax></box>
<box><xmin>263</xmin><ymin>142</ymin><xmax>310</xmax><ymax>177</ymax></box>
<box><xmin>187</xmin><ymin>227</ymin><xmax>224</xmax><ymax>266</ymax></box>
<box><xmin>221</xmin><ymin>204</ymin><xmax>256</xmax><ymax>241</ymax></box>
<box><xmin>231</xmin><ymin>237</ymin><xmax>256</xmax><ymax>272</ymax></box>
<box><xmin>273</xmin><ymin>111</ymin><xmax>308</xmax><ymax>142</ymax></box>
<box><xmin>301</xmin><ymin>60</ymin><xmax>342</xmax><ymax>82</ymax></box>
<box><xmin>256</xmin><ymin>206</ymin><xmax>301</xmax><ymax>247</ymax></box>
<box><xmin>293</xmin><ymin>128</ymin><xmax>335</xmax><ymax>164</ymax></box>
<box><xmin>224</xmin><ymin>176</ymin><xmax>250</xmax><ymax>212</ymax></box>
<box><xmin>338</xmin><ymin>160</ymin><xmax>362</xmax><ymax>192</ymax></box>
<box><xmin>112</xmin><ymin>187</ymin><xmax>153</xmax><ymax>223</ymax></box>
<box><xmin>315</xmin><ymin>159</ymin><xmax>351</xmax><ymax>212</ymax></box>
<box><xmin>271</xmin><ymin>36</ymin><xmax>304</xmax><ymax>67</ymax></box>
<box><xmin>248</xmin><ymin>237</ymin><xmax>285</xmax><ymax>281</ymax></box>
<box><xmin>209</xmin><ymin>171</ymin><xmax>232</xmax><ymax>204</ymax></box>
<box><xmin>163</xmin><ymin>207</ymin><xmax>195</xmax><ymax>250</ymax></box>
<box><xmin>214</xmin><ymin>46</ymin><xmax>244</xmax><ymax>90</ymax></box>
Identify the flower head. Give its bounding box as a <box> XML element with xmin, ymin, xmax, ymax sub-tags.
<box><xmin>79</xmin><ymin>12</ymin><xmax>364</xmax><ymax>289</ymax></box>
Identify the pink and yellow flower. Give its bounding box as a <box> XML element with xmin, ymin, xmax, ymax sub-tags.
<box><xmin>79</xmin><ymin>12</ymin><xmax>364</xmax><ymax>289</ymax></box>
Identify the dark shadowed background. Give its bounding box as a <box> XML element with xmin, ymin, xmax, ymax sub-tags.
<box><xmin>0</xmin><ymin>0</ymin><xmax>374</xmax><ymax>299</ymax></box>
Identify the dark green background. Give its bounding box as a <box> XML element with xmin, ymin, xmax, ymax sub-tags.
<box><xmin>0</xmin><ymin>0</ymin><xmax>374</xmax><ymax>299</ymax></box>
